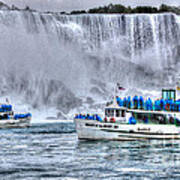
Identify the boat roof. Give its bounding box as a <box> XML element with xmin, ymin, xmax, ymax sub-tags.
<box><xmin>105</xmin><ymin>103</ymin><xmax>127</xmax><ymax>110</ymax></box>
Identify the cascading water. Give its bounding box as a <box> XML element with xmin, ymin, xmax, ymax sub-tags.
<box><xmin>0</xmin><ymin>9</ymin><xmax>179</xmax><ymax>119</ymax></box>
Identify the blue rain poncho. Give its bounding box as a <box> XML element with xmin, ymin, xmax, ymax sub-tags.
<box><xmin>139</xmin><ymin>96</ymin><xmax>144</xmax><ymax>109</ymax></box>
<box><xmin>96</xmin><ymin>114</ymin><xmax>103</xmax><ymax>122</ymax></box>
<box><xmin>145</xmin><ymin>98</ymin><xmax>153</xmax><ymax>110</ymax></box>
<box><xmin>14</xmin><ymin>113</ymin><xmax>32</xmax><ymax>120</ymax></box>
<box><xmin>127</xmin><ymin>96</ymin><xmax>132</xmax><ymax>108</ymax></box>
<box><xmin>133</xmin><ymin>96</ymin><xmax>138</xmax><ymax>109</ymax></box>
<box><xmin>128</xmin><ymin>117</ymin><xmax>136</xmax><ymax>124</ymax></box>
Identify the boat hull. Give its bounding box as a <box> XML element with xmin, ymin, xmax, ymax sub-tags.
<box><xmin>74</xmin><ymin>119</ymin><xmax>180</xmax><ymax>140</ymax></box>
<box><xmin>0</xmin><ymin>118</ymin><xmax>31</xmax><ymax>128</ymax></box>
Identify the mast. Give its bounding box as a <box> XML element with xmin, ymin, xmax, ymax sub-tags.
<box><xmin>176</xmin><ymin>75</ymin><xmax>180</xmax><ymax>100</ymax></box>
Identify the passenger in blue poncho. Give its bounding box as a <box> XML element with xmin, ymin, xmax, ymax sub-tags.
<box><xmin>160</xmin><ymin>99</ymin><xmax>165</xmax><ymax>110</ymax></box>
<box><xmin>143</xmin><ymin>116</ymin><xmax>148</xmax><ymax>124</ymax></box>
<box><xmin>133</xmin><ymin>96</ymin><xmax>138</xmax><ymax>109</ymax></box>
<box><xmin>129</xmin><ymin>117</ymin><xmax>136</xmax><ymax>124</ymax></box>
<box><xmin>123</xmin><ymin>97</ymin><xmax>127</xmax><ymax>107</ymax></box>
<box><xmin>96</xmin><ymin>114</ymin><xmax>102</xmax><ymax>122</ymax></box>
<box><xmin>155</xmin><ymin>99</ymin><xmax>162</xmax><ymax>111</ymax></box>
<box><xmin>116</xmin><ymin>97</ymin><xmax>121</xmax><ymax>106</ymax></box>
<box><xmin>86</xmin><ymin>114</ymin><xmax>90</xmax><ymax>120</ymax></box>
<box><xmin>145</xmin><ymin>98</ymin><xmax>153</xmax><ymax>110</ymax></box>
<box><xmin>75</xmin><ymin>114</ymin><xmax>79</xmax><ymax>119</ymax></box>
<box><xmin>127</xmin><ymin>96</ymin><xmax>131</xmax><ymax>109</ymax></box>
<box><xmin>148</xmin><ymin>98</ymin><xmax>153</xmax><ymax>110</ymax></box>
<box><xmin>139</xmin><ymin>96</ymin><xmax>144</xmax><ymax>109</ymax></box>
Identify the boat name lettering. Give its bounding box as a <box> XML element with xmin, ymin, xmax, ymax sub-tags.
<box><xmin>137</xmin><ymin>128</ymin><xmax>150</xmax><ymax>131</ymax></box>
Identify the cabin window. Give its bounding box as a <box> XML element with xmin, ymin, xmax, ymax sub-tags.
<box><xmin>110</xmin><ymin>109</ymin><xmax>114</xmax><ymax>117</ymax></box>
<box><xmin>85</xmin><ymin>123</ymin><xmax>95</xmax><ymax>127</ymax></box>
<box><xmin>105</xmin><ymin>109</ymin><xmax>111</xmax><ymax>117</ymax></box>
<box><xmin>170</xmin><ymin>91</ymin><xmax>175</xmax><ymax>101</ymax></box>
<box><xmin>169</xmin><ymin>117</ymin><xmax>174</xmax><ymax>124</ymax></box>
<box><xmin>162</xmin><ymin>89</ymin><xmax>176</xmax><ymax>101</ymax></box>
<box><xmin>116</xmin><ymin>110</ymin><xmax>120</xmax><ymax>117</ymax></box>
<box><xmin>162</xmin><ymin>91</ymin><xmax>168</xmax><ymax>100</ymax></box>
<box><xmin>106</xmin><ymin>125</ymin><xmax>112</xmax><ymax>128</ymax></box>
<box><xmin>122</xmin><ymin>110</ymin><xmax>125</xmax><ymax>117</ymax></box>
<box><xmin>104</xmin><ymin>124</ymin><xmax>112</xmax><ymax>128</ymax></box>
<box><xmin>105</xmin><ymin>109</ymin><xmax>108</xmax><ymax>116</ymax></box>
<box><xmin>114</xmin><ymin>125</ymin><xmax>118</xmax><ymax>129</ymax></box>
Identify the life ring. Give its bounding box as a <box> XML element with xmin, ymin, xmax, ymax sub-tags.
<box><xmin>110</xmin><ymin>117</ymin><xmax>116</xmax><ymax>123</ymax></box>
<box><xmin>165</xmin><ymin>104</ymin><xmax>170</xmax><ymax>111</ymax></box>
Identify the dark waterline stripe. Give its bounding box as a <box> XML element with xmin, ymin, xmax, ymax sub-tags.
<box><xmin>101</xmin><ymin>129</ymin><xmax>179</xmax><ymax>136</ymax></box>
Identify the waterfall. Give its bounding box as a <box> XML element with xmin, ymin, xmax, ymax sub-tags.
<box><xmin>0</xmin><ymin>10</ymin><xmax>179</xmax><ymax>116</ymax></box>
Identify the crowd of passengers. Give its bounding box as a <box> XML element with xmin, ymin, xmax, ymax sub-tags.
<box><xmin>116</xmin><ymin>96</ymin><xmax>180</xmax><ymax>112</ymax></box>
<box><xmin>0</xmin><ymin>104</ymin><xmax>32</xmax><ymax>120</ymax></box>
<box><xmin>0</xmin><ymin>104</ymin><xmax>12</xmax><ymax>112</ymax></box>
<box><xmin>74</xmin><ymin>114</ymin><xmax>103</xmax><ymax>121</ymax></box>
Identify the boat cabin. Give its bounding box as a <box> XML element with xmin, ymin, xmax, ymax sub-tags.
<box><xmin>105</xmin><ymin>103</ymin><xmax>127</xmax><ymax>123</ymax></box>
<box><xmin>162</xmin><ymin>89</ymin><xmax>176</xmax><ymax>101</ymax></box>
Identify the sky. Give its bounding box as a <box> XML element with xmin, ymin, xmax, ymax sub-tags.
<box><xmin>2</xmin><ymin>0</ymin><xmax>180</xmax><ymax>12</ymax></box>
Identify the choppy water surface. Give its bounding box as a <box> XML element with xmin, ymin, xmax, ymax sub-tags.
<box><xmin>0</xmin><ymin>122</ymin><xmax>180</xmax><ymax>179</ymax></box>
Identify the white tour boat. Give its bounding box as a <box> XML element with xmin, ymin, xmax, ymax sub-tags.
<box><xmin>0</xmin><ymin>103</ymin><xmax>31</xmax><ymax>128</ymax></box>
<box><xmin>74</xmin><ymin>89</ymin><xmax>180</xmax><ymax>140</ymax></box>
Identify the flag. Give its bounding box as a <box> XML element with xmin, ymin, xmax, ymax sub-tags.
<box><xmin>117</xmin><ymin>83</ymin><xmax>125</xmax><ymax>90</ymax></box>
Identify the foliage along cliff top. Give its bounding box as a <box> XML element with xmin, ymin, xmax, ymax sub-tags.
<box><xmin>0</xmin><ymin>1</ymin><xmax>180</xmax><ymax>16</ymax></box>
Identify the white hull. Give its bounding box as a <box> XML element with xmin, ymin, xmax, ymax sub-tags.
<box><xmin>0</xmin><ymin>118</ymin><xmax>31</xmax><ymax>128</ymax></box>
<box><xmin>74</xmin><ymin>119</ymin><xmax>180</xmax><ymax>140</ymax></box>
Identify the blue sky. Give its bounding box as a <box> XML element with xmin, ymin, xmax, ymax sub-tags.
<box><xmin>2</xmin><ymin>0</ymin><xmax>180</xmax><ymax>12</ymax></box>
